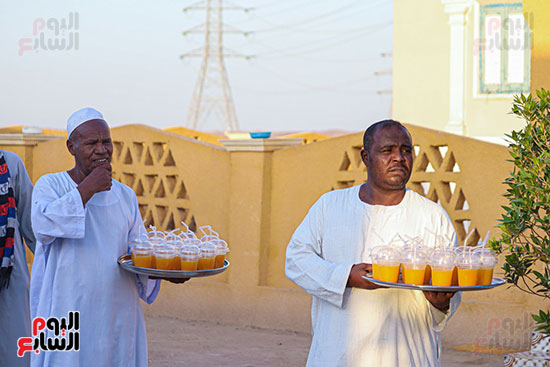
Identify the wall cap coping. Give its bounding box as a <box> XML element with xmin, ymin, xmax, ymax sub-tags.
<box><xmin>219</xmin><ymin>138</ymin><xmax>304</xmax><ymax>152</ymax></box>
<box><xmin>0</xmin><ymin>134</ymin><xmax>63</xmax><ymax>146</ymax></box>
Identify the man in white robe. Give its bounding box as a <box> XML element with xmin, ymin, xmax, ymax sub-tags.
<box><xmin>0</xmin><ymin>150</ymin><xmax>36</xmax><ymax>367</ymax></box>
<box><xmin>30</xmin><ymin>108</ymin><xmax>162</xmax><ymax>367</ymax></box>
<box><xmin>286</xmin><ymin>120</ymin><xmax>461</xmax><ymax>367</ymax></box>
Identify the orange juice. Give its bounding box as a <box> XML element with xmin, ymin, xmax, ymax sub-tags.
<box><xmin>181</xmin><ymin>260</ymin><xmax>199</xmax><ymax>271</ymax></box>
<box><xmin>214</xmin><ymin>239</ymin><xmax>230</xmax><ymax>268</ymax></box>
<box><xmin>172</xmin><ymin>256</ymin><xmax>181</xmax><ymax>270</ymax></box>
<box><xmin>375</xmin><ymin>264</ymin><xmax>400</xmax><ymax>283</ymax></box>
<box><xmin>133</xmin><ymin>255</ymin><xmax>153</xmax><ymax>268</ymax></box>
<box><xmin>477</xmin><ymin>268</ymin><xmax>493</xmax><ymax>286</ymax></box>
<box><xmin>423</xmin><ymin>264</ymin><xmax>432</xmax><ymax>285</ymax></box>
<box><xmin>431</xmin><ymin>269</ymin><xmax>453</xmax><ymax>286</ymax></box>
<box><xmin>372</xmin><ymin>263</ymin><xmax>381</xmax><ymax>279</ymax></box>
<box><xmin>451</xmin><ymin>266</ymin><xmax>459</xmax><ymax>286</ymax></box>
<box><xmin>458</xmin><ymin>268</ymin><xmax>478</xmax><ymax>286</ymax></box>
<box><xmin>214</xmin><ymin>254</ymin><xmax>225</xmax><ymax>269</ymax></box>
<box><xmin>402</xmin><ymin>266</ymin><xmax>426</xmax><ymax>285</ymax></box>
<box><xmin>198</xmin><ymin>257</ymin><xmax>215</xmax><ymax>270</ymax></box>
<box><xmin>156</xmin><ymin>257</ymin><xmax>174</xmax><ymax>270</ymax></box>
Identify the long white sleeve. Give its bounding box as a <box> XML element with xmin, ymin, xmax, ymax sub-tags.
<box><xmin>428</xmin><ymin>292</ymin><xmax>462</xmax><ymax>332</ymax></box>
<box><xmin>285</xmin><ymin>197</ymin><xmax>353</xmax><ymax>308</ymax></box>
<box><xmin>31</xmin><ymin>176</ymin><xmax>86</xmax><ymax>246</ymax></box>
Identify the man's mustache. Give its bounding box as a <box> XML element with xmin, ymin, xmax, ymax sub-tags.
<box><xmin>388</xmin><ymin>164</ymin><xmax>409</xmax><ymax>173</ymax></box>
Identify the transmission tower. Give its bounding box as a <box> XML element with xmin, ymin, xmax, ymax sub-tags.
<box><xmin>181</xmin><ymin>0</ymin><xmax>252</xmax><ymax>132</ymax></box>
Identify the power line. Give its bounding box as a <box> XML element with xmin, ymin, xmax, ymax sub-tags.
<box><xmin>248</xmin><ymin>63</ymin><xmax>384</xmax><ymax>91</ymax></box>
<box><xmin>246</xmin><ymin>0</ymin><xmax>389</xmax><ymax>34</ymax></box>
<box><xmin>255</xmin><ymin>22</ymin><xmax>391</xmax><ymax>59</ymax></box>
<box><xmin>245</xmin><ymin>0</ymin><xmax>343</xmax><ymax>19</ymax></box>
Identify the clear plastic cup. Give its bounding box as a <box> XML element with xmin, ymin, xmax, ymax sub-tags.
<box><xmin>168</xmin><ymin>239</ymin><xmax>185</xmax><ymax>270</ymax></box>
<box><xmin>455</xmin><ymin>250</ymin><xmax>482</xmax><ymax>286</ymax></box>
<box><xmin>184</xmin><ymin>236</ymin><xmax>200</xmax><ymax>245</ymax></box>
<box><xmin>214</xmin><ymin>239</ymin><xmax>229</xmax><ymax>269</ymax></box>
<box><xmin>148</xmin><ymin>230</ymin><xmax>165</xmax><ymax>241</ymax></box>
<box><xmin>372</xmin><ymin>246</ymin><xmax>401</xmax><ymax>283</ymax></box>
<box><xmin>422</xmin><ymin>246</ymin><xmax>436</xmax><ymax>285</ymax></box>
<box><xmin>179</xmin><ymin>244</ymin><xmax>200</xmax><ymax>271</ymax></box>
<box><xmin>429</xmin><ymin>250</ymin><xmax>456</xmax><ymax>286</ymax></box>
<box><xmin>401</xmin><ymin>248</ymin><xmax>429</xmax><ymax>285</ymax></box>
<box><xmin>474</xmin><ymin>248</ymin><xmax>498</xmax><ymax>285</ymax></box>
<box><xmin>148</xmin><ymin>231</ymin><xmax>165</xmax><ymax>269</ymax></box>
<box><xmin>165</xmin><ymin>232</ymin><xmax>179</xmax><ymax>243</ymax></box>
<box><xmin>131</xmin><ymin>237</ymin><xmax>153</xmax><ymax>268</ymax></box>
<box><xmin>154</xmin><ymin>245</ymin><xmax>177</xmax><ymax>270</ymax></box>
<box><xmin>198</xmin><ymin>243</ymin><xmax>217</xmax><ymax>270</ymax></box>
<box><xmin>368</xmin><ymin>246</ymin><xmax>385</xmax><ymax>277</ymax></box>
<box><xmin>200</xmin><ymin>235</ymin><xmax>219</xmax><ymax>247</ymax></box>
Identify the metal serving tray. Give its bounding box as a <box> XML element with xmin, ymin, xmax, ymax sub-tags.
<box><xmin>362</xmin><ymin>274</ymin><xmax>505</xmax><ymax>292</ymax></box>
<box><xmin>117</xmin><ymin>254</ymin><xmax>229</xmax><ymax>279</ymax></box>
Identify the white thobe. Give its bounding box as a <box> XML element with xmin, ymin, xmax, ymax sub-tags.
<box><xmin>286</xmin><ymin>185</ymin><xmax>461</xmax><ymax>367</ymax></box>
<box><xmin>30</xmin><ymin>171</ymin><xmax>160</xmax><ymax>367</ymax></box>
<box><xmin>0</xmin><ymin>151</ymin><xmax>36</xmax><ymax>367</ymax></box>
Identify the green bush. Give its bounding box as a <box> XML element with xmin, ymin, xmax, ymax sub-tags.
<box><xmin>489</xmin><ymin>89</ymin><xmax>550</xmax><ymax>335</ymax></box>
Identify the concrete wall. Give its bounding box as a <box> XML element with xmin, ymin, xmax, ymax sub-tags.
<box><xmin>0</xmin><ymin>123</ymin><xmax>545</xmax><ymax>353</ymax></box>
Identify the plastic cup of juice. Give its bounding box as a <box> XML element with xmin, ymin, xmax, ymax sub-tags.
<box><xmin>148</xmin><ymin>233</ymin><xmax>165</xmax><ymax>269</ymax></box>
<box><xmin>131</xmin><ymin>238</ymin><xmax>153</xmax><ymax>268</ymax></box>
<box><xmin>198</xmin><ymin>243</ymin><xmax>217</xmax><ymax>270</ymax></box>
<box><xmin>456</xmin><ymin>251</ymin><xmax>482</xmax><ymax>286</ymax></box>
<box><xmin>179</xmin><ymin>244</ymin><xmax>200</xmax><ymax>271</ymax></box>
<box><xmin>368</xmin><ymin>246</ymin><xmax>385</xmax><ymax>278</ymax></box>
<box><xmin>214</xmin><ymin>239</ymin><xmax>229</xmax><ymax>269</ymax></box>
<box><xmin>429</xmin><ymin>250</ymin><xmax>455</xmax><ymax>286</ymax></box>
<box><xmin>474</xmin><ymin>248</ymin><xmax>498</xmax><ymax>285</ymax></box>
<box><xmin>372</xmin><ymin>246</ymin><xmax>401</xmax><ymax>283</ymax></box>
<box><xmin>154</xmin><ymin>245</ymin><xmax>177</xmax><ymax>270</ymax></box>
<box><xmin>401</xmin><ymin>248</ymin><xmax>429</xmax><ymax>285</ymax></box>
<box><xmin>422</xmin><ymin>246</ymin><xmax>437</xmax><ymax>285</ymax></box>
<box><xmin>168</xmin><ymin>239</ymin><xmax>185</xmax><ymax>270</ymax></box>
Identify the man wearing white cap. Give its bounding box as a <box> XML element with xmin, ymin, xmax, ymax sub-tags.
<box><xmin>30</xmin><ymin>107</ymin><xmax>161</xmax><ymax>367</ymax></box>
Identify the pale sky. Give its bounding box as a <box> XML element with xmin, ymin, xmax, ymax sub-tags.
<box><xmin>0</xmin><ymin>0</ymin><xmax>393</xmax><ymax>133</ymax></box>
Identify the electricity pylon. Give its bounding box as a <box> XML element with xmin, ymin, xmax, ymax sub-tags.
<box><xmin>181</xmin><ymin>0</ymin><xmax>252</xmax><ymax>132</ymax></box>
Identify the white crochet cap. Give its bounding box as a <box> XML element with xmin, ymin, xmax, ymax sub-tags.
<box><xmin>67</xmin><ymin>107</ymin><xmax>106</xmax><ymax>138</ymax></box>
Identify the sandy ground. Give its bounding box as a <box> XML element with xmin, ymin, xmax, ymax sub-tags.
<box><xmin>146</xmin><ymin>316</ymin><xmax>505</xmax><ymax>366</ymax></box>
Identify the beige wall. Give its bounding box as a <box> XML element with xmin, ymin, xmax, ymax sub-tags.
<box><xmin>393</xmin><ymin>0</ymin><xmax>450</xmax><ymax>131</ymax></box>
<box><xmin>524</xmin><ymin>0</ymin><xmax>550</xmax><ymax>93</ymax></box>
<box><xmin>1</xmin><ymin>123</ymin><xmax>543</xmax><ymax>352</ymax></box>
<box><xmin>393</xmin><ymin>0</ymin><xmax>534</xmax><ymax>138</ymax></box>
<box><xmin>32</xmin><ymin>138</ymin><xmax>73</xmax><ymax>181</ymax></box>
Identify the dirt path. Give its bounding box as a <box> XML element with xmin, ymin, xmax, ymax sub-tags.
<box><xmin>146</xmin><ymin>316</ymin><xmax>505</xmax><ymax>366</ymax></box>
